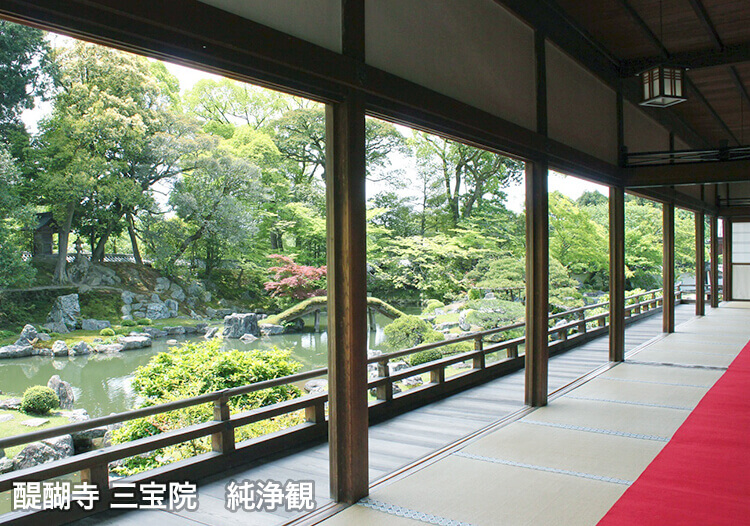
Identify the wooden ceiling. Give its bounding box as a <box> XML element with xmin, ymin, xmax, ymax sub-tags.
<box><xmin>553</xmin><ymin>0</ymin><xmax>750</xmax><ymax>148</ymax></box>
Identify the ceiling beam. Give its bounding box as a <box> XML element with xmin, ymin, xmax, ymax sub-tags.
<box><xmin>730</xmin><ymin>67</ymin><xmax>750</xmax><ymax>106</ymax></box>
<box><xmin>687</xmin><ymin>0</ymin><xmax>723</xmax><ymax>50</ymax></box>
<box><xmin>625</xmin><ymin>159</ymin><xmax>750</xmax><ymax>188</ymax></box>
<box><xmin>615</xmin><ymin>0</ymin><xmax>669</xmax><ymax>58</ymax></box>
<box><xmin>719</xmin><ymin>206</ymin><xmax>750</xmax><ymax>218</ymax></box>
<box><xmin>621</xmin><ymin>42</ymin><xmax>750</xmax><ymax>76</ymax></box>
<box><xmin>685</xmin><ymin>76</ymin><xmax>741</xmax><ymax>146</ymax></box>
<box><xmin>494</xmin><ymin>0</ymin><xmax>710</xmax><ymax>149</ymax></box>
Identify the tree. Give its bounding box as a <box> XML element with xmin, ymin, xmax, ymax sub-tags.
<box><xmin>0</xmin><ymin>146</ymin><xmax>35</xmax><ymax>288</ymax></box>
<box><xmin>548</xmin><ymin>192</ymin><xmax>608</xmax><ymax>276</ymax></box>
<box><xmin>264</xmin><ymin>254</ymin><xmax>327</xmax><ymax>300</ymax></box>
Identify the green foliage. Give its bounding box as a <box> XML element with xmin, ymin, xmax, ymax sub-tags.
<box><xmin>112</xmin><ymin>340</ymin><xmax>303</xmax><ymax>474</ymax></box>
<box><xmin>467</xmin><ymin>288</ymin><xmax>482</xmax><ymax>301</ymax></box>
<box><xmin>136</xmin><ymin>318</ymin><xmax>153</xmax><ymax>326</ymax></box>
<box><xmin>79</xmin><ymin>290</ymin><xmax>121</xmax><ymax>321</ymax></box>
<box><xmin>409</xmin><ymin>349</ymin><xmax>443</xmax><ymax>366</ymax></box>
<box><xmin>422</xmin><ymin>300</ymin><xmax>445</xmax><ymax>315</ymax></box>
<box><xmin>99</xmin><ymin>328</ymin><xmax>115</xmax><ymax>336</ymax></box>
<box><xmin>21</xmin><ymin>386</ymin><xmax>59</xmax><ymax>415</ymax></box>
<box><xmin>121</xmin><ymin>319</ymin><xmax>137</xmax><ymax>327</ymax></box>
<box><xmin>383</xmin><ymin>315</ymin><xmax>444</xmax><ymax>351</ymax></box>
<box><xmin>465</xmin><ymin>298</ymin><xmax>525</xmax><ymax>331</ymax></box>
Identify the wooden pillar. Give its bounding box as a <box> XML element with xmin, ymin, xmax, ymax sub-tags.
<box><xmin>695</xmin><ymin>212</ymin><xmax>705</xmax><ymax>316</ymax></box>
<box><xmin>609</xmin><ymin>186</ymin><xmax>625</xmax><ymax>362</ymax></box>
<box><xmin>663</xmin><ymin>202</ymin><xmax>675</xmax><ymax>333</ymax></box>
<box><xmin>525</xmin><ymin>160</ymin><xmax>549</xmax><ymax>407</ymax></box>
<box><xmin>710</xmin><ymin>216</ymin><xmax>719</xmax><ymax>308</ymax></box>
<box><xmin>723</xmin><ymin>218</ymin><xmax>732</xmax><ymax>301</ymax></box>
<box><xmin>325</xmin><ymin>90</ymin><xmax>368</xmax><ymax>504</ymax></box>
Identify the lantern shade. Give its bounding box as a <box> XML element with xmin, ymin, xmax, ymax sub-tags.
<box><xmin>639</xmin><ymin>65</ymin><xmax>687</xmax><ymax>107</ymax></box>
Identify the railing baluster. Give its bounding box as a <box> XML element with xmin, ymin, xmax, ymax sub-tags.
<box><xmin>305</xmin><ymin>398</ymin><xmax>326</xmax><ymax>424</ymax></box>
<box><xmin>507</xmin><ymin>342</ymin><xmax>519</xmax><ymax>359</ymax></box>
<box><xmin>577</xmin><ymin>311</ymin><xmax>586</xmax><ymax>334</ymax></box>
<box><xmin>473</xmin><ymin>336</ymin><xmax>485</xmax><ymax>369</ymax></box>
<box><xmin>376</xmin><ymin>360</ymin><xmax>393</xmax><ymax>401</ymax></box>
<box><xmin>81</xmin><ymin>464</ymin><xmax>110</xmax><ymax>511</ymax></box>
<box><xmin>430</xmin><ymin>366</ymin><xmax>445</xmax><ymax>385</ymax></box>
<box><xmin>212</xmin><ymin>392</ymin><xmax>234</xmax><ymax>455</ymax></box>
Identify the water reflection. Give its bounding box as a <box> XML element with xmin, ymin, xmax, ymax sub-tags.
<box><xmin>0</xmin><ymin>311</ymin><xmax>403</xmax><ymax>417</ymax></box>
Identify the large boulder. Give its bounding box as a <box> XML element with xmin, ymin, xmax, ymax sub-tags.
<box><xmin>0</xmin><ymin>344</ymin><xmax>33</xmax><ymax>359</ymax></box>
<box><xmin>81</xmin><ymin>319</ymin><xmax>111</xmax><ymax>331</ymax></box>
<box><xmin>223</xmin><ymin>313</ymin><xmax>259</xmax><ymax>339</ymax></box>
<box><xmin>117</xmin><ymin>335</ymin><xmax>152</xmax><ymax>350</ymax></box>
<box><xmin>259</xmin><ymin>323</ymin><xmax>285</xmax><ymax>336</ymax></box>
<box><xmin>146</xmin><ymin>302</ymin><xmax>170</xmax><ymax>320</ymax></box>
<box><xmin>240</xmin><ymin>333</ymin><xmax>258</xmax><ymax>343</ymax></box>
<box><xmin>163</xmin><ymin>326</ymin><xmax>185</xmax><ymax>336</ymax></box>
<box><xmin>0</xmin><ymin>398</ymin><xmax>21</xmax><ymax>410</ymax></box>
<box><xmin>15</xmin><ymin>325</ymin><xmax>38</xmax><ymax>346</ymax></box>
<box><xmin>204</xmin><ymin>327</ymin><xmax>219</xmax><ymax>339</ymax></box>
<box><xmin>304</xmin><ymin>379</ymin><xmax>328</xmax><ymax>394</ymax></box>
<box><xmin>13</xmin><ymin>435</ymin><xmax>74</xmax><ymax>470</ymax></box>
<box><xmin>155</xmin><ymin>277</ymin><xmax>171</xmax><ymax>294</ymax></box>
<box><xmin>50</xmin><ymin>340</ymin><xmax>69</xmax><ymax>357</ymax></box>
<box><xmin>70</xmin><ymin>341</ymin><xmax>92</xmax><ymax>356</ymax></box>
<box><xmin>47</xmin><ymin>375</ymin><xmax>75</xmax><ymax>409</ymax></box>
<box><xmin>121</xmin><ymin>290</ymin><xmax>136</xmax><ymax>305</ymax></box>
<box><xmin>45</xmin><ymin>294</ymin><xmax>80</xmax><ymax>334</ymax></box>
<box><xmin>94</xmin><ymin>343</ymin><xmax>124</xmax><ymax>353</ymax></box>
<box><xmin>143</xmin><ymin>327</ymin><xmax>168</xmax><ymax>338</ymax></box>
<box><xmin>165</xmin><ymin>299</ymin><xmax>179</xmax><ymax>317</ymax></box>
<box><xmin>170</xmin><ymin>283</ymin><xmax>186</xmax><ymax>302</ymax></box>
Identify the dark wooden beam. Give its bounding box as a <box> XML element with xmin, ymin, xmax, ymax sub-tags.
<box><xmin>525</xmin><ymin>161</ymin><xmax>549</xmax><ymax>407</ymax></box>
<box><xmin>663</xmin><ymin>202</ymin><xmax>675</xmax><ymax>333</ymax></box>
<box><xmin>710</xmin><ymin>215</ymin><xmax>719</xmax><ymax>307</ymax></box>
<box><xmin>615</xmin><ymin>0</ymin><xmax>669</xmax><ymax>58</ymax></box>
<box><xmin>621</xmin><ymin>42</ymin><xmax>750</xmax><ymax>76</ymax></box>
<box><xmin>609</xmin><ymin>186</ymin><xmax>626</xmax><ymax>361</ymax></box>
<box><xmin>718</xmin><ymin>206</ymin><xmax>750</xmax><ymax>219</ymax></box>
<box><xmin>326</xmin><ymin>88</ymin><xmax>369</xmax><ymax>504</ymax></box>
<box><xmin>685</xmin><ymin>76</ymin><xmax>741</xmax><ymax>146</ymax></box>
<box><xmin>723</xmin><ymin>218</ymin><xmax>733</xmax><ymax>301</ymax></box>
<box><xmin>687</xmin><ymin>0</ymin><xmax>723</xmax><ymax>50</ymax></box>
<box><xmin>696</xmin><ymin>211</ymin><xmax>706</xmax><ymax>315</ymax></box>
<box><xmin>625</xmin><ymin>159</ymin><xmax>750</xmax><ymax>188</ymax></box>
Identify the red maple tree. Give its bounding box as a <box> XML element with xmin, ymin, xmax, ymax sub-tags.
<box><xmin>264</xmin><ymin>255</ymin><xmax>327</xmax><ymax>300</ymax></box>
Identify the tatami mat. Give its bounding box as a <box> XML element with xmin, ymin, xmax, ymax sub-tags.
<box><xmin>317</xmin><ymin>305</ymin><xmax>750</xmax><ymax>526</ymax></box>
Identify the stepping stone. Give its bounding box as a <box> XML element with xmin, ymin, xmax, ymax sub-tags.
<box><xmin>21</xmin><ymin>418</ymin><xmax>49</xmax><ymax>427</ymax></box>
<box><xmin>0</xmin><ymin>415</ymin><xmax>13</xmax><ymax>423</ymax></box>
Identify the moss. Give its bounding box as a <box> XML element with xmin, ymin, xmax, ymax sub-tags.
<box><xmin>79</xmin><ymin>290</ymin><xmax>121</xmax><ymax>322</ymax></box>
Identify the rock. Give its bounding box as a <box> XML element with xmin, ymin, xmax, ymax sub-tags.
<box><xmin>400</xmin><ymin>376</ymin><xmax>423</xmax><ymax>387</ymax></box>
<box><xmin>121</xmin><ymin>305</ymin><xmax>132</xmax><ymax>316</ymax></box>
<box><xmin>117</xmin><ymin>335</ymin><xmax>152</xmax><ymax>350</ymax></box>
<box><xmin>92</xmin><ymin>338</ymin><xmax>103</xmax><ymax>343</ymax></box>
<box><xmin>15</xmin><ymin>324</ymin><xmax>38</xmax><ymax>346</ymax></box>
<box><xmin>433</xmin><ymin>308</ymin><xmax>445</xmax><ymax>316</ymax></box>
<box><xmin>45</xmin><ymin>294</ymin><xmax>80</xmax><ymax>334</ymax></box>
<box><xmin>0</xmin><ymin>415</ymin><xmax>13</xmax><ymax>423</ymax></box>
<box><xmin>435</xmin><ymin>321</ymin><xmax>459</xmax><ymax>331</ymax></box>
<box><xmin>0</xmin><ymin>398</ymin><xmax>21</xmax><ymax>410</ymax></box>
<box><xmin>0</xmin><ymin>344</ymin><xmax>33</xmax><ymax>359</ymax></box>
<box><xmin>389</xmin><ymin>360</ymin><xmax>411</xmax><ymax>374</ymax></box>
<box><xmin>48</xmin><ymin>375</ymin><xmax>75</xmax><ymax>409</ymax></box>
<box><xmin>170</xmin><ymin>285</ymin><xmax>186</xmax><ymax>302</ymax></box>
<box><xmin>182</xmin><ymin>325</ymin><xmax>199</xmax><ymax>335</ymax></box>
<box><xmin>204</xmin><ymin>327</ymin><xmax>219</xmax><ymax>339</ymax></box>
<box><xmin>37</xmin><ymin>333</ymin><xmax>51</xmax><ymax>342</ymax></box>
<box><xmin>13</xmin><ymin>435</ymin><xmax>74</xmax><ymax>470</ymax></box>
<box><xmin>166</xmin><ymin>339</ymin><xmax>178</xmax><ymax>346</ymax></box>
<box><xmin>484</xmin><ymin>292</ymin><xmax>495</xmax><ymax>300</ymax></box>
<box><xmin>155</xmin><ymin>277</ymin><xmax>171</xmax><ymax>294</ymax></box>
<box><xmin>81</xmin><ymin>319</ymin><xmax>111</xmax><ymax>331</ymax></box>
<box><xmin>223</xmin><ymin>313</ymin><xmax>259</xmax><ymax>339</ymax></box>
<box><xmin>51</xmin><ymin>340</ymin><xmax>69</xmax><ymax>357</ymax></box>
<box><xmin>304</xmin><ymin>379</ymin><xmax>328</xmax><ymax>394</ymax></box>
<box><xmin>146</xmin><ymin>302</ymin><xmax>170</xmax><ymax>320</ymax></box>
<box><xmin>143</xmin><ymin>327</ymin><xmax>167</xmax><ymax>338</ymax></box>
<box><xmin>67</xmin><ymin>409</ymin><xmax>89</xmax><ymax>422</ymax></box>
<box><xmin>259</xmin><ymin>323</ymin><xmax>284</xmax><ymax>336</ymax></box>
<box><xmin>239</xmin><ymin>333</ymin><xmax>258</xmax><ymax>343</ymax></box>
<box><xmin>121</xmin><ymin>290</ymin><xmax>135</xmax><ymax>305</ymax></box>
<box><xmin>0</xmin><ymin>458</ymin><xmax>13</xmax><ymax>474</ymax></box>
<box><xmin>165</xmin><ymin>299</ymin><xmax>179</xmax><ymax>317</ymax></box>
<box><xmin>284</xmin><ymin>318</ymin><xmax>305</xmax><ymax>333</ymax></box>
<box><xmin>70</xmin><ymin>341</ymin><xmax>92</xmax><ymax>356</ymax></box>
<box><xmin>368</xmin><ymin>349</ymin><xmax>383</xmax><ymax>359</ymax></box>
<box><xmin>458</xmin><ymin>310</ymin><xmax>473</xmax><ymax>332</ymax></box>
<box><xmin>94</xmin><ymin>343</ymin><xmax>124</xmax><ymax>353</ymax></box>
<box><xmin>21</xmin><ymin>418</ymin><xmax>50</xmax><ymax>427</ymax></box>
<box><xmin>163</xmin><ymin>326</ymin><xmax>185</xmax><ymax>336</ymax></box>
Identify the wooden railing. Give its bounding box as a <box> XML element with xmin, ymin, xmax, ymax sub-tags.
<box><xmin>0</xmin><ymin>286</ymin><xmax>679</xmax><ymax>524</ymax></box>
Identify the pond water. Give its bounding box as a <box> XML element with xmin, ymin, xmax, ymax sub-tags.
<box><xmin>0</xmin><ymin>310</ymin><xmax>410</xmax><ymax>417</ymax></box>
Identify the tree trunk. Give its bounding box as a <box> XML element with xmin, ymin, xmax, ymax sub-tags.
<box><xmin>53</xmin><ymin>203</ymin><xmax>75</xmax><ymax>284</ymax></box>
<box><xmin>126</xmin><ymin>211</ymin><xmax>143</xmax><ymax>265</ymax></box>
<box><xmin>168</xmin><ymin>223</ymin><xmax>207</xmax><ymax>270</ymax></box>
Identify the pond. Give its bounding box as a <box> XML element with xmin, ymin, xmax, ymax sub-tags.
<box><xmin>0</xmin><ymin>310</ymin><xmax>408</xmax><ymax>417</ymax></box>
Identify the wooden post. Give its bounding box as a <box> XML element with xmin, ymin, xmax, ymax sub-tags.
<box><xmin>368</xmin><ymin>308</ymin><xmax>376</xmax><ymax>332</ymax></box>
<box><xmin>710</xmin><ymin>216</ymin><xmax>719</xmax><ymax>308</ymax></box>
<box><xmin>525</xmin><ymin>160</ymin><xmax>549</xmax><ymax>407</ymax></box>
<box><xmin>211</xmin><ymin>393</ymin><xmax>234</xmax><ymax>454</ymax></box>
<box><xmin>663</xmin><ymin>202</ymin><xmax>675</xmax><ymax>333</ymax></box>
<box><xmin>326</xmin><ymin>90</ymin><xmax>368</xmax><ymax>504</ymax></box>
<box><xmin>723</xmin><ymin>218</ymin><xmax>732</xmax><ymax>302</ymax></box>
<box><xmin>314</xmin><ymin>310</ymin><xmax>320</xmax><ymax>333</ymax></box>
<box><xmin>695</xmin><ymin>212</ymin><xmax>705</xmax><ymax>316</ymax></box>
<box><xmin>609</xmin><ymin>186</ymin><xmax>625</xmax><ymax>362</ymax></box>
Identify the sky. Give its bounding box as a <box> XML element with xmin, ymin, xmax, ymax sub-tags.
<box><xmin>21</xmin><ymin>38</ymin><xmax>608</xmax><ymax>213</ymax></box>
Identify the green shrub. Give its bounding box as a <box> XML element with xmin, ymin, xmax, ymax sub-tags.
<box><xmin>100</xmin><ymin>328</ymin><xmax>115</xmax><ymax>336</ymax></box>
<box><xmin>422</xmin><ymin>300</ymin><xmax>445</xmax><ymax>315</ymax></box>
<box><xmin>136</xmin><ymin>318</ymin><xmax>153</xmax><ymax>326</ymax></box>
<box><xmin>383</xmin><ymin>315</ymin><xmax>444</xmax><ymax>351</ymax></box>
<box><xmin>409</xmin><ymin>349</ymin><xmax>442</xmax><ymax>366</ymax></box>
<box><xmin>468</xmin><ymin>288</ymin><xmax>482</xmax><ymax>301</ymax></box>
<box><xmin>121</xmin><ymin>319</ymin><xmax>137</xmax><ymax>327</ymax></box>
<box><xmin>21</xmin><ymin>386</ymin><xmax>60</xmax><ymax>414</ymax></box>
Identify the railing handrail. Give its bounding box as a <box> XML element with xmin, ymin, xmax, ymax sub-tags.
<box><xmin>0</xmin><ymin>286</ymin><xmax>675</xmax><ymax>451</ymax></box>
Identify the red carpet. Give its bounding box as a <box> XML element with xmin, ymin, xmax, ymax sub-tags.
<box><xmin>597</xmin><ymin>340</ymin><xmax>750</xmax><ymax>525</ymax></box>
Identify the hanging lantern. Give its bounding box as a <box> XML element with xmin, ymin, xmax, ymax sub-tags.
<box><xmin>639</xmin><ymin>65</ymin><xmax>687</xmax><ymax>107</ymax></box>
